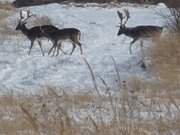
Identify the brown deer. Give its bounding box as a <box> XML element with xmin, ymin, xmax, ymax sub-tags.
<box><xmin>48</xmin><ymin>28</ymin><xmax>82</xmax><ymax>56</ymax></box>
<box><xmin>16</xmin><ymin>10</ymin><xmax>59</xmax><ymax>56</ymax></box>
<box><xmin>117</xmin><ymin>9</ymin><xmax>163</xmax><ymax>54</ymax></box>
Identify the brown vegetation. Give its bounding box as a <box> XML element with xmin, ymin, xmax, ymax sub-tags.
<box><xmin>0</xmin><ymin>3</ymin><xmax>15</xmax><ymax>41</ymax></box>
<box><xmin>148</xmin><ymin>34</ymin><xmax>180</xmax><ymax>84</ymax></box>
<box><xmin>0</xmin><ymin>78</ymin><xmax>179</xmax><ymax>135</ymax></box>
<box><xmin>0</xmin><ymin>2</ymin><xmax>15</xmax><ymax>11</ymax></box>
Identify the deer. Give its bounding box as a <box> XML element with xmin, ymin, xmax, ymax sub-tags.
<box><xmin>117</xmin><ymin>9</ymin><xmax>163</xmax><ymax>55</ymax></box>
<box><xmin>48</xmin><ymin>28</ymin><xmax>82</xmax><ymax>56</ymax></box>
<box><xmin>15</xmin><ymin>10</ymin><xmax>59</xmax><ymax>56</ymax></box>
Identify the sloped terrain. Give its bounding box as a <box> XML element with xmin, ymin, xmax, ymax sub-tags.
<box><xmin>0</xmin><ymin>3</ymin><xmax>165</xmax><ymax>93</ymax></box>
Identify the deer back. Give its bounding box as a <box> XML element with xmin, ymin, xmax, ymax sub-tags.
<box><xmin>34</xmin><ymin>25</ymin><xmax>59</xmax><ymax>38</ymax></box>
<box><xmin>118</xmin><ymin>25</ymin><xmax>163</xmax><ymax>38</ymax></box>
<box><xmin>132</xmin><ymin>25</ymin><xmax>163</xmax><ymax>38</ymax></box>
<box><xmin>50</xmin><ymin>28</ymin><xmax>80</xmax><ymax>41</ymax></box>
<box><xmin>16</xmin><ymin>23</ymin><xmax>59</xmax><ymax>40</ymax></box>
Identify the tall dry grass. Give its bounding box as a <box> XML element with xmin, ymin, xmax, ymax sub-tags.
<box><xmin>148</xmin><ymin>34</ymin><xmax>180</xmax><ymax>84</ymax></box>
<box><xmin>0</xmin><ymin>61</ymin><xmax>180</xmax><ymax>135</ymax></box>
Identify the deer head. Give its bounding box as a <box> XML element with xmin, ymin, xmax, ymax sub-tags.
<box><xmin>117</xmin><ymin>9</ymin><xmax>130</xmax><ymax>36</ymax></box>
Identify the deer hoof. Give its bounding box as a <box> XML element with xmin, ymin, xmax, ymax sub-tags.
<box><xmin>141</xmin><ymin>61</ymin><xmax>146</xmax><ymax>69</ymax></box>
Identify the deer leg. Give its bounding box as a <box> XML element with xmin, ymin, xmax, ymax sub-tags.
<box><xmin>56</xmin><ymin>42</ymin><xmax>60</xmax><ymax>56</ymax></box>
<box><xmin>57</xmin><ymin>42</ymin><xmax>67</xmax><ymax>55</ymax></box>
<box><xmin>56</xmin><ymin>42</ymin><xmax>62</xmax><ymax>56</ymax></box>
<box><xmin>48</xmin><ymin>41</ymin><xmax>56</xmax><ymax>56</ymax></box>
<box><xmin>48</xmin><ymin>46</ymin><xmax>54</xmax><ymax>56</ymax></box>
<box><xmin>28</xmin><ymin>40</ymin><xmax>35</xmax><ymax>55</ymax></box>
<box><xmin>70</xmin><ymin>43</ymin><xmax>76</xmax><ymax>55</ymax></box>
<box><xmin>129</xmin><ymin>38</ymin><xmax>138</xmax><ymax>54</ymax></box>
<box><xmin>37</xmin><ymin>40</ymin><xmax>44</xmax><ymax>56</ymax></box>
<box><xmin>78</xmin><ymin>42</ymin><xmax>83</xmax><ymax>54</ymax></box>
<box><xmin>52</xmin><ymin>45</ymin><xmax>57</xmax><ymax>57</ymax></box>
<box><xmin>140</xmin><ymin>41</ymin><xmax>146</xmax><ymax>69</ymax></box>
<box><xmin>140</xmin><ymin>40</ymin><xmax>144</xmax><ymax>60</ymax></box>
<box><xmin>52</xmin><ymin>41</ymin><xmax>61</xmax><ymax>57</ymax></box>
<box><xmin>60</xmin><ymin>48</ymin><xmax>67</xmax><ymax>55</ymax></box>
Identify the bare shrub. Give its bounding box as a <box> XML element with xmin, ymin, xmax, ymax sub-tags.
<box><xmin>164</xmin><ymin>8</ymin><xmax>180</xmax><ymax>33</ymax></box>
<box><xmin>163</xmin><ymin>0</ymin><xmax>180</xmax><ymax>8</ymax></box>
<box><xmin>31</xmin><ymin>16</ymin><xmax>52</xmax><ymax>26</ymax></box>
<box><xmin>160</xmin><ymin>1</ymin><xmax>180</xmax><ymax>33</ymax></box>
<box><xmin>168</xmin><ymin>8</ymin><xmax>180</xmax><ymax>32</ymax></box>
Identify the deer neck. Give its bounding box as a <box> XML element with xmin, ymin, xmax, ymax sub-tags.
<box><xmin>122</xmin><ymin>27</ymin><xmax>134</xmax><ymax>37</ymax></box>
<box><xmin>20</xmin><ymin>25</ymin><xmax>30</xmax><ymax>36</ymax></box>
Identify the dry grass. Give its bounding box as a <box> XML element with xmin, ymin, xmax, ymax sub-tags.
<box><xmin>0</xmin><ymin>2</ymin><xmax>15</xmax><ymax>11</ymax></box>
<box><xmin>0</xmin><ymin>10</ymin><xmax>11</xmax><ymax>23</ymax></box>
<box><xmin>0</xmin><ymin>2</ymin><xmax>15</xmax><ymax>26</ymax></box>
<box><xmin>148</xmin><ymin>34</ymin><xmax>180</xmax><ymax>84</ymax></box>
<box><xmin>0</xmin><ymin>3</ymin><xmax>16</xmax><ymax>41</ymax></box>
<box><xmin>0</xmin><ymin>81</ymin><xmax>179</xmax><ymax>135</ymax></box>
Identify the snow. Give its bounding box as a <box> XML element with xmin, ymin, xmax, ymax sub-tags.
<box><xmin>0</xmin><ymin>3</ymin><xmax>167</xmax><ymax>93</ymax></box>
<box><xmin>157</xmin><ymin>2</ymin><xmax>167</xmax><ymax>8</ymax></box>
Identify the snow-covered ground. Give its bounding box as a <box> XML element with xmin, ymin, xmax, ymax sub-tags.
<box><xmin>0</xmin><ymin>3</ymin><xmax>167</xmax><ymax>93</ymax></box>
